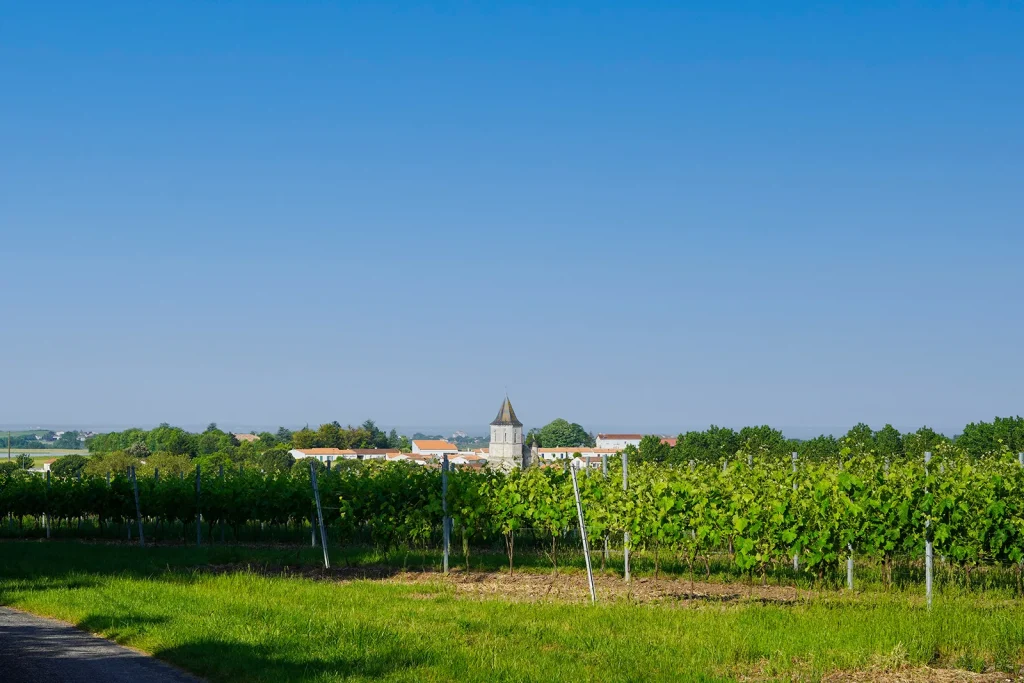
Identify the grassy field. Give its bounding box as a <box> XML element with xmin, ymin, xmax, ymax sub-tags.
<box><xmin>1</xmin><ymin>543</ymin><xmax>1022</xmax><ymax>682</ymax></box>
<box><xmin>9</xmin><ymin>449</ymin><xmax>89</xmax><ymax>456</ymax></box>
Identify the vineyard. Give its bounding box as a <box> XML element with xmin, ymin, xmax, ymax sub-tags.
<box><xmin>4</xmin><ymin>447</ymin><xmax>1024</xmax><ymax>591</ymax></box>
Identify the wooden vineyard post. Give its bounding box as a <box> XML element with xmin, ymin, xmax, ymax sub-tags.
<box><xmin>847</xmin><ymin>546</ymin><xmax>854</xmax><ymax>590</ymax></box>
<box><xmin>601</xmin><ymin>454</ymin><xmax>609</xmax><ymax>567</ymax></box>
<box><xmin>154</xmin><ymin>468</ymin><xmax>159</xmax><ymax>483</ymax></box>
<box><xmin>571</xmin><ymin>462</ymin><xmax>597</xmax><ymax>604</ymax></box>
<box><xmin>791</xmin><ymin>452</ymin><xmax>799</xmax><ymax>572</ymax></box>
<box><xmin>130</xmin><ymin>465</ymin><xmax>145</xmax><ymax>548</ymax></box>
<box><xmin>195</xmin><ymin>464</ymin><xmax>202</xmax><ymax>547</ymax></box>
<box><xmin>442</xmin><ymin>453</ymin><xmax>450</xmax><ymax>575</ymax></box>
<box><xmin>924</xmin><ymin>451</ymin><xmax>933</xmax><ymax>609</ymax></box>
<box><xmin>309</xmin><ymin>461</ymin><xmax>330</xmax><ymax>569</ymax></box>
<box><xmin>622</xmin><ymin>449</ymin><xmax>630</xmax><ymax>583</ymax></box>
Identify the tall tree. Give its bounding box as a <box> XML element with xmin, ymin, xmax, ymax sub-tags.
<box><xmin>637</xmin><ymin>434</ymin><xmax>670</xmax><ymax>463</ymax></box>
<box><xmin>536</xmin><ymin>419</ymin><xmax>594</xmax><ymax>448</ymax></box>
<box><xmin>873</xmin><ymin>424</ymin><xmax>905</xmax><ymax>461</ymax></box>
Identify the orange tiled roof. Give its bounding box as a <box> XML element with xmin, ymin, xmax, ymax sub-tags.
<box><xmin>412</xmin><ymin>440</ymin><xmax>458</xmax><ymax>451</ymax></box>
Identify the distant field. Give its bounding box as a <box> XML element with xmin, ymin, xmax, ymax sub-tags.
<box><xmin>3</xmin><ymin>430</ymin><xmax>51</xmax><ymax>439</ymax></box>
<box><xmin>6</xmin><ymin>449</ymin><xmax>88</xmax><ymax>457</ymax></box>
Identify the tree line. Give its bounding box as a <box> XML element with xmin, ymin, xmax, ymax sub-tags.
<box><xmin>629</xmin><ymin>417</ymin><xmax>1024</xmax><ymax>465</ymax></box>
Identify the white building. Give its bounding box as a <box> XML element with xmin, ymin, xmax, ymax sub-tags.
<box><xmin>411</xmin><ymin>440</ymin><xmax>459</xmax><ymax>457</ymax></box>
<box><xmin>290</xmin><ymin>447</ymin><xmax>401</xmax><ymax>463</ymax></box>
<box><xmin>386</xmin><ymin>452</ymin><xmax>432</xmax><ymax>466</ymax></box>
<box><xmin>288</xmin><ymin>448</ymin><xmax>356</xmax><ymax>464</ymax></box>
<box><xmin>538</xmin><ymin>447</ymin><xmax>618</xmax><ymax>462</ymax></box>
<box><xmin>488</xmin><ymin>396</ymin><xmax>523</xmax><ymax>471</ymax></box>
<box><xmin>596</xmin><ymin>433</ymin><xmax>644</xmax><ymax>450</ymax></box>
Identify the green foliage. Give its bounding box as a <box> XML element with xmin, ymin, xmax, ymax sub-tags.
<box><xmin>53</xmin><ymin>431</ymin><xmax>82</xmax><ymax>449</ymax></box>
<box><xmin>535</xmin><ymin>419</ymin><xmax>594</xmax><ymax>448</ymax></box>
<box><xmin>637</xmin><ymin>435</ymin><xmax>670</xmax><ymax>463</ymax></box>
<box><xmin>84</xmin><ymin>451</ymin><xmax>141</xmax><ymax>476</ymax></box>
<box><xmin>50</xmin><ymin>454</ymin><xmax>87</xmax><ymax>477</ymax></box>
<box><xmin>8</xmin><ymin>435</ymin><xmax>1024</xmax><ymax>589</ymax></box>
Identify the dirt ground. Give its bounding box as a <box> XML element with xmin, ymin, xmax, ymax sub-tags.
<box><xmin>206</xmin><ymin>561</ymin><xmax>804</xmax><ymax>605</ymax></box>
<box><xmin>820</xmin><ymin>669</ymin><xmax>1013</xmax><ymax>682</ymax></box>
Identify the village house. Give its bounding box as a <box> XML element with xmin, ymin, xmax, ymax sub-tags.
<box><xmin>411</xmin><ymin>439</ymin><xmax>459</xmax><ymax>458</ymax></box>
<box><xmin>595</xmin><ymin>433</ymin><xmax>644</xmax><ymax>450</ymax></box>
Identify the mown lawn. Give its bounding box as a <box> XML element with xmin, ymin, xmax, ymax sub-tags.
<box><xmin>1</xmin><ymin>542</ymin><xmax>1022</xmax><ymax>682</ymax></box>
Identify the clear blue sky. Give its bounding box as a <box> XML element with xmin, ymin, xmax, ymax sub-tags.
<box><xmin>3</xmin><ymin>1</ymin><xmax>1022</xmax><ymax>437</ymax></box>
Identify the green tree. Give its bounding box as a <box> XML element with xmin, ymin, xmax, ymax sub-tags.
<box><xmin>637</xmin><ymin>434</ymin><xmax>670</xmax><ymax>463</ymax></box>
<box><xmin>904</xmin><ymin>426</ymin><xmax>949</xmax><ymax>461</ymax></box>
<box><xmin>873</xmin><ymin>424</ymin><xmax>904</xmax><ymax>462</ymax></box>
<box><xmin>798</xmin><ymin>435</ymin><xmax>840</xmax><ymax>463</ymax></box>
<box><xmin>254</xmin><ymin>446</ymin><xmax>295</xmax><ymax>474</ymax></box>
<box><xmin>537</xmin><ymin>419</ymin><xmax>594</xmax><ymax>448</ymax></box>
<box><xmin>14</xmin><ymin>454</ymin><xmax>33</xmax><ymax>470</ymax></box>
<box><xmin>84</xmin><ymin>451</ymin><xmax>141</xmax><ymax>476</ymax></box>
<box><xmin>50</xmin><ymin>454</ymin><xmax>87</xmax><ymax>477</ymax></box>
<box><xmin>844</xmin><ymin>423</ymin><xmax>876</xmax><ymax>456</ymax></box>
<box><xmin>126</xmin><ymin>440</ymin><xmax>151</xmax><ymax>458</ymax></box>
<box><xmin>54</xmin><ymin>431</ymin><xmax>82</xmax><ymax>449</ymax></box>
<box><xmin>675</xmin><ymin>426</ymin><xmax>741</xmax><ymax>464</ymax></box>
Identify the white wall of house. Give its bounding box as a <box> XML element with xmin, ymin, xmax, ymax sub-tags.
<box><xmin>595</xmin><ymin>435</ymin><xmax>643</xmax><ymax>450</ymax></box>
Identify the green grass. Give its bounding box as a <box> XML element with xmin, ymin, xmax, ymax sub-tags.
<box><xmin>1</xmin><ymin>543</ymin><xmax>1023</xmax><ymax>682</ymax></box>
<box><xmin>12</xmin><ymin>449</ymin><xmax>89</xmax><ymax>458</ymax></box>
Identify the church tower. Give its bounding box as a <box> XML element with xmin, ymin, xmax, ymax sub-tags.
<box><xmin>488</xmin><ymin>395</ymin><xmax>523</xmax><ymax>471</ymax></box>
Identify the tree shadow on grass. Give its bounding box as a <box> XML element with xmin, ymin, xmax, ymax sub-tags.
<box><xmin>155</xmin><ymin>637</ymin><xmax>439</xmax><ymax>682</ymax></box>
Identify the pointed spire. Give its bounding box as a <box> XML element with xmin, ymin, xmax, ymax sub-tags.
<box><xmin>490</xmin><ymin>395</ymin><xmax>522</xmax><ymax>426</ymax></box>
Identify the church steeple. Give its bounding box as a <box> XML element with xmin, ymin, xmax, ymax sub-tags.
<box><xmin>488</xmin><ymin>394</ymin><xmax>523</xmax><ymax>471</ymax></box>
<box><xmin>490</xmin><ymin>395</ymin><xmax>523</xmax><ymax>427</ymax></box>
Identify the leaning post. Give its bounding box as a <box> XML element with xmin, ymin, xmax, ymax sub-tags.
<box><xmin>309</xmin><ymin>461</ymin><xmax>330</xmax><ymax>569</ymax></box>
<box><xmin>570</xmin><ymin>462</ymin><xmax>597</xmax><ymax>604</ymax></box>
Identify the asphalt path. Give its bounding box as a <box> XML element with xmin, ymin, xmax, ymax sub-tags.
<box><xmin>0</xmin><ymin>607</ymin><xmax>202</xmax><ymax>682</ymax></box>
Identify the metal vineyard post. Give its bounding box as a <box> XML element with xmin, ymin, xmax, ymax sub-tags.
<box><xmin>601</xmin><ymin>454</ymin><xmax>609</xmax><ymax>566</ymax></box>
<box><xmin>925</xmin><ymin>451</ymin><xmax>933</xmax><ymax>609</ymax></box>
<box><xmin>791</xmin><ymin>452</ymin><xmax>799</xmax><ymax>571</ymax></box>
<box><xmin>196</xmin><ymin>465</ymin><xmax>203</xmax><ymax>546</ymax></box>
<box><xmin>442</xmin><ymin>453</ymin><xmax>450</xmax><ymax>575</ymax></box>
<box><xmin>570</xmin><ymin>462</ymin><xmax>596</xmax><ymax>604</ymax></box>
<box><xmin>130</xmin><ymin>465</ymin><xmax>145</xmax><ymax>548</ymax></box>
<box><xmin>622</xmin><ymin>449</ymin><xmax>630</xmax><ymax>583</ymax></box>
<box><xmin>309</xmin><ymin>461</ymin><xmax>330</xmax><ymax>569</ymax></box>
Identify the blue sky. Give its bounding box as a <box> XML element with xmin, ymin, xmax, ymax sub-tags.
<box><xmin>2</xmin><ymin>1</ymin><xmax>1022</xmax><ymax>437</ymax></box>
